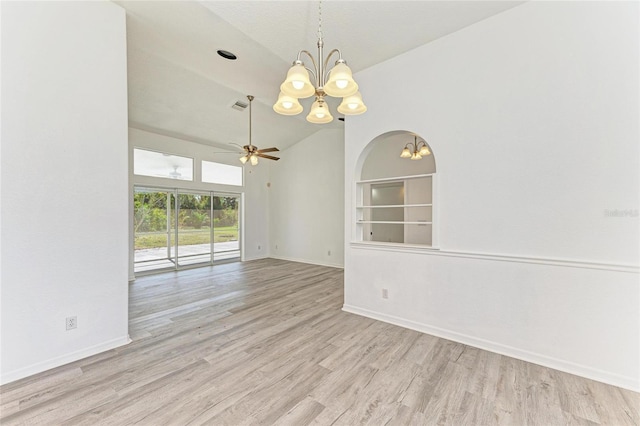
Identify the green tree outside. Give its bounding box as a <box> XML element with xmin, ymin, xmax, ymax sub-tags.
<box><xmin>134</xmin><ymin>192</ymin><xmax>239</xmax><ymax>250</ymax></box>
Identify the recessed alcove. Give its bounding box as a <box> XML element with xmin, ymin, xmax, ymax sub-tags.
<box><xmin>354</xmin><ymin>131</ymin><xmax>437</xmax><ymax>247</ymax></box>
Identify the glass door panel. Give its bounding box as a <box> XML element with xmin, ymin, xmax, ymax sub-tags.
<box><xmin>134</xmin><ymin>188</ymin><xmax>242</xmax><ymax>275</ymax></box>
<box><xmin>213</xmin><ymin>195</ymin><xmax>240</xmax><ymax>261</ymax></box>
<box><xmin>134</xmin><ymin>188</ymin><xmax>176</xmax><ymax>273</ymax></box>
<box><xmin>177</xmin><ymin>192</ymin><xmax>212</xmax><ymax>267</ymax></box>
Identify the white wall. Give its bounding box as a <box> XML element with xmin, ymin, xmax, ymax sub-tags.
<box><xmin>1</xmin><ymin>1</ymin><xmax>129</xmax><ymax>384</ymax></box>
<box><xmin>344</xmin><ymin>1</ymin><xmax>640</xmax><ymax>391</ymax></box>
<box><xmin>270</xmin><ymin>129</ymin><xmax>344</xmax><ymax>268</ymax></box>
<box><xmin>129</xmin><ymin>127</ymin><xmax>271</xmax><ymax>274</ymax></box>
<box><xmin>243</xmin><ymin>153</ymin><xmax>271</xmax><ymax>261</ymax></box>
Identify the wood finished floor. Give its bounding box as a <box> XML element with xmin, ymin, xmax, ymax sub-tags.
<box><xmin>1</xmin><ymin>258</ymin><xmax>638</xmax><ymax>425</ymax></box>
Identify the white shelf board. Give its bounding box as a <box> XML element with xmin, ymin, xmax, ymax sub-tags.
<box><xmin>356</xmin><ymin>204</ymin><xmax>432</xmax><ymax>208</ymax></box>
<box><xmin>356</xmin><ymin>173</ymin><xmax>435</xmax><ymax>184</ymax></box>
<box><xmin>357</xmin><ymin>221</ymin><xmax>433</xmax><ymax>225</ymax></box>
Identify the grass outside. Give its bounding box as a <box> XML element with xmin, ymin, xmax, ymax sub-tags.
<box><xmin>135</xmin><ymin>226</ymin><xmax>238</xmax><ymax>250</ymax></box>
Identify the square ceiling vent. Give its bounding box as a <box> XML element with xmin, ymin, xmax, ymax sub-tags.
<box><xmin>231</xmin><ymin>100</ymin><xmax>248</xmax><ymax>111</ymax></box>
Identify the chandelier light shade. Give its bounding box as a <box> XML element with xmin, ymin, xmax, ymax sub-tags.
<box><xmin>273</xmin><ymin>92</ymin><xmax>304</xmax><ymax>115</ymax></box>
<box><xmin>324</xmin><ymin>61</ymin><xmax>358</xmax><ymax>97</ymax></box>
<box><xmin>273</xmin><ymin>1</ymin><xmax>366</xmax><ymax>124</ymax></box>
<box><xmin>337</xmin><ymin>91</ymin><xmax>367</xmax><ymax>115</ymax></box>
<box><xmin>307</xmin><ymin>98</ymin><xmax>333</xmax><ymax>124</ymax></box>
<box><xmin>401</xmin><ymin>136</ymin><xmax>431</xmax><ymax>160</ymax></box>
<box><xmin>280</xmin><ymin>63</ymin><xmax>315</xmax><ymax>98</ymax></box>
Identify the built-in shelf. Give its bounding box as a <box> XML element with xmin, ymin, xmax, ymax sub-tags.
<box><xmin>356</xmin><ymin>204</ymin><xmax>432</xmax><ymax>209</ymax></box>
<box><xmin>351</xmin><ymin>241</ymin><xmax>438</xmax><ymax>251</ymax></box>
<box><xmin>356</xmin><ymin>173</ymin><xmax>435</xmax><ymax>184</ymax></box>
<box><xmin>355</xmin><ymin>172</ymin><xmax>436</xmax><ymax>246</ymax></box>
<box><xmin>357</xmin><ymin>220</ymin><xmax>432</xmax><ymax>225</ymax></box>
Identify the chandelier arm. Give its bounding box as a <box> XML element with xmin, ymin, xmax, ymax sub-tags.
<box><xmin>298</xmin><ymin>50</ymin><xmax>319</xmax><ymax>80</ymax></box>
<box><xmin>304</xmin><ymin>66</ymin><xmax>318</xmax><ymax>83</ymax></box>
<box><xmin>322</xmin><ymin>48</ymin><xmax>342</xmax><ymax>85</ymax></box>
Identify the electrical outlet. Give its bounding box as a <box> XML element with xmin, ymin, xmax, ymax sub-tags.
<box><xmin>275</xmin><ymin>244</ymin><xmax>278</xmax><ymax>250</ymax></box>
<box><xmin>66</xmin><ymin>316</ymin><xmax>77</xmax><ymax>330</ymax></box>
<box><xmin>257</xmin><ymin>245</ymin><xmax>261</xmax><ymax>250</ymax></box>
<box><xmin>327</xmin><ymin>250</ymin><xmax>331</xmax><ymax>256</ymax></box>
<box><xmin>382</xmin><ymin>289</ymin><xmax>388</xmax><ymax>299</ymax></box>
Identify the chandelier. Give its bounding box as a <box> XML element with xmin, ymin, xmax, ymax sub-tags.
<box><xmin>273</xmin><ymin>1</ymin><xmax>367</xmax><ymax>123</ymax></box>
<box><xmin>400</xmin><ymin>136</ymin><xmax>431</xmax><ymax>160</ymax></box>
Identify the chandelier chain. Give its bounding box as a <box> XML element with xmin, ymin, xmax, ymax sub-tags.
<box><xmin>317</xmin><ymin>0</ymin><xmax>323</xmax><ymax>40</ymax></box>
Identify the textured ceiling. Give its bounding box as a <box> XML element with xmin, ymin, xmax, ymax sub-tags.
<box><xmin>117</xmin><ymin>0</ymin><xmax>524</xmax><ymax>153</ymax></box>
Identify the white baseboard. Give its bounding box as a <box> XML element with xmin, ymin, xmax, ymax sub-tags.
<box><xmin>269</xmin><ymin>255</ymin><xmax>344</xmax><ymax>269</ymax></box>
<box><xmin>242</xmin><ymin>255</ymin><xmax>270</xmax><ymax>262</ymax></box>
<box><xmin>342</xmin><ymin>304</ymin><xmax>639</xmax><ymax>392</ymax></box>
<box><xmin>0</xmin><ymin>335</ymin><xmax>131</xmax><ymax>385</ymax></box>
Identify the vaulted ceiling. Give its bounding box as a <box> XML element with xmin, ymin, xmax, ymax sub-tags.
<box><xmin>117</xmin><ymin>1</ymin><xmax>523</xmax><ymax>153</ymax></box>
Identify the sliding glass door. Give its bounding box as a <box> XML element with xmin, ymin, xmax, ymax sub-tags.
<box><xmin>213</xmin><ymin>194</ymin><xmax>240</xmax><ymax>261</ymax></box>
<box><xmin>134</xmin><ymin>187</ymin><xmax>241</xmax><ymax>274</ymax></box>
<box><xmin>177</xmin><ymin>192</ymin><xmax>212</xmax><ymax>267</ymax></box>
<box><xmin>134</xmin><ymin>188</ymin><xmax>176</xmax><ymax>273</ymax></box>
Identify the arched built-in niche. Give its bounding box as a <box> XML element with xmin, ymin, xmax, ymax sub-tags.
<box><xmin>354</xmin><ymin>131</ymin><xmax>437</xmax><ymax>248</ymax></box>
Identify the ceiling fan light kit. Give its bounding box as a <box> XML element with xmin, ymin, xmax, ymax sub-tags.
<box><xmin>238</xmin><ymin>95</ymin><xmax>280</xmax><ymax>166</ymax></box>
<box><xmin>273</xmin><ymin>0</ymin><xmax>367</xmax><ymax>123</ymax></box>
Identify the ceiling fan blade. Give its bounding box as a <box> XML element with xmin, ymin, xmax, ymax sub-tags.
<box><xmin>257</xmin><ymin>153</ymin><xmax>280</xmax><ymax>161</ymax></box>
<box><xmin>212</xmin><ymin>151</ymin><xmax>243</xmax><ymax>154</ymax></box>
<box><xmin>257</xmin><ymin>147</ymin><xmax>279</xmax><ymax>153</ymax></box>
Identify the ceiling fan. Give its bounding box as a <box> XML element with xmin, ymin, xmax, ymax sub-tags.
<box><xmin>169</xmin><ymin>165</ymin><xmax>182</xmax><ymax>179</ymax></box>
<box><xmin>238</xmin><ymin>95</ymin><xmax>279</xmax><ymax>166</ymax></box>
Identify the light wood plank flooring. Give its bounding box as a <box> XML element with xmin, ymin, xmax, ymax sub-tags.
<box><xmin>1</xmin><ymin>259</ymin><xmax>638</xmax><ymax>425</ymax></box>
